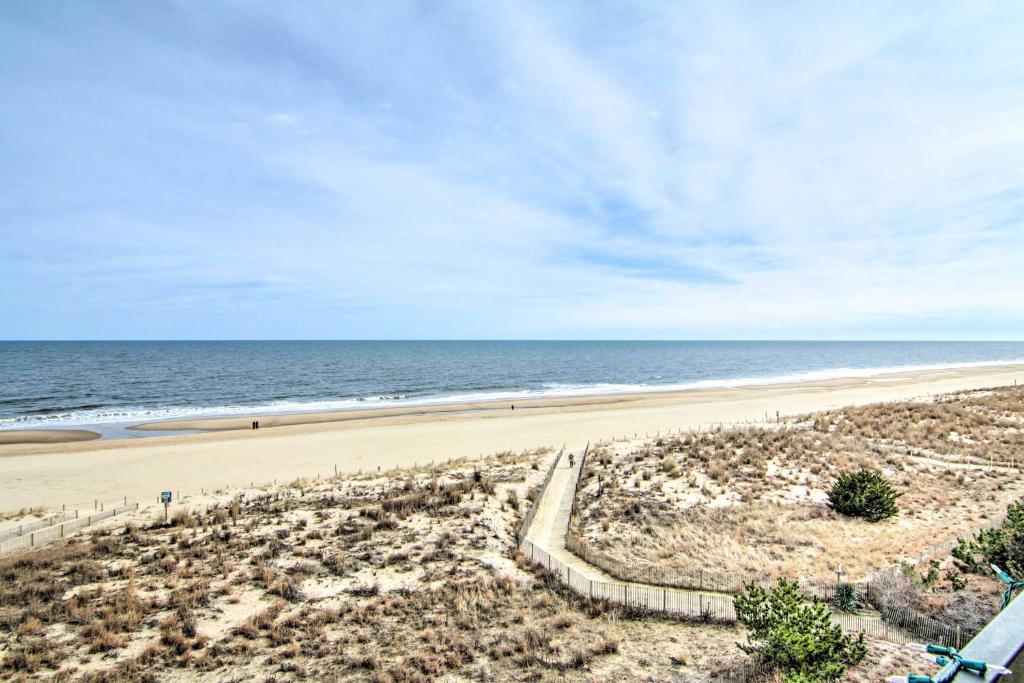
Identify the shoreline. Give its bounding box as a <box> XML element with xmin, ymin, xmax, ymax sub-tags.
<box><xmin>1</xmin><ymin>359</ymin><xmax>1020</xmax><ymax>444</ymax></box>
<box><xmin>0</xmin><ymin>362</ymin><xmax>1021</xmax><ymax>512</ymax></box>
<box><xmin>124</xmin><ymin>360</ymin><xmax>1024</xmax><ymax>431</ymax></box>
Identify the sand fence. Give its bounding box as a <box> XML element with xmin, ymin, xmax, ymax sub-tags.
<box><xmin>0</xmin><ymin>502</ymin><xmax>139</xmax><ymax>556</ymax></box>
<box><xmin>517</xmin><ymin>444</ymin><xmax>970</xmax><ymax>649</ymax></box>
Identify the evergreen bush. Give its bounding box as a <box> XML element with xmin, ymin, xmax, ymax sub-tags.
<box><xmin>827</xmin><ymin>468</ymin><xmax>900</xmax><ymax>522</ymax></box>
<box><xmin>734</xmin><ymin>578</ymin><xmax>867</xmax><ymax>682</ymax></box>
<box><xmin>953</xmin><ymin>499</ymin><xmax>1024</xmax><ymax>576</ymax></box>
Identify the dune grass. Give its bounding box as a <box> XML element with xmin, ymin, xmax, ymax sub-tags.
<box><xmin>0</xmin><ymin>447</ymin><xmax>753</xmax><ymax>681</ymax></box>
<box><xmin>573</xmin><ymin>385</ymin><xmax>1024</xmax><ymax>586</ymax></box>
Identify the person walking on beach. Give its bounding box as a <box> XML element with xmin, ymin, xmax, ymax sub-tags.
<box><xmin>251</xmin><ymin>420</ymin><xmax>256</xmax><ymax>430</ymax></box>
<box><xmin>568</xmin><ymin>452</ymin><xmax>575</xmax><ymax>467</ymax></box>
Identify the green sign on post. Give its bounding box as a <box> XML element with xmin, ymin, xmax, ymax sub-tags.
<box><xmin>161</xmin><ymin>491</ymin><xmax>172</xmax><ymax>522</ymax></box>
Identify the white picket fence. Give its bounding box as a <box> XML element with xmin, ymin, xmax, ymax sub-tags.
<box><xmin>0</xmin><ymin>503</ymin><xmax>139</xmax><ymax>556</ymax></box>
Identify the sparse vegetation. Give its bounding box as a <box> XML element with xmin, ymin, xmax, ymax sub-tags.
<box><xmin>572</xmin><ymin>385</ymin><xmax>1024</xmax><ymax>585</ymax></box>
<box><xmin>0</xmin><ymin>446</ymin><xmax>759</xmax><ymax>681</ymax></box>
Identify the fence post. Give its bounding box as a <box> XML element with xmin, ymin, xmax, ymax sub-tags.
<box><xmin>60</xmin><ymin>524</ymin><xmax>64</xmax><ymax>538</ymax></box>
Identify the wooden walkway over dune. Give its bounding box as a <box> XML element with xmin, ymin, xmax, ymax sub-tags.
<box><xmin>519</xmin><ymin>446</ymin><xmax>918</xmax><ymax>643</ymax></box>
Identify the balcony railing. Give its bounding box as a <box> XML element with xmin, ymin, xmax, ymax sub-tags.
<box><xmin>943</xmin><ymin>592</ymin><xmax>1022</xmax><ymax>682</ymax></box>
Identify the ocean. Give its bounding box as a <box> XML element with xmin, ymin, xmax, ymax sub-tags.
<box><xmin>1</xmin><ymin>340</ymin><xmax>1022</xmax><ymax>433</ymax></box>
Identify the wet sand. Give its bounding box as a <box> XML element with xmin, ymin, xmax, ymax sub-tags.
<box><xmin>128</xmin><ymin>363</ymin><xmax>1024</xmax><ymax>434</ymax></box>
<box><xmin>0</xmin><ymin>363</ymin><xmax>1021</xmax><ymax>513</ymax></box>
<box><xmin>0</xmin><ymin>429</ymin><xmax>100</xmax><ymax>445</ymax></box>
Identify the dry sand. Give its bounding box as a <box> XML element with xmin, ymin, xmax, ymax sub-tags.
<box><xmin>0</xmin><ymin>363</ymin><xmax>1021</xmax><ymax>514</ymax></box>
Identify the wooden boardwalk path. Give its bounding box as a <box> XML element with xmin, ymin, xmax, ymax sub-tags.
<box><xmin>521</xmin><ymin>447</ymin><xmax>904</xmax><ymax>639</ymax></box>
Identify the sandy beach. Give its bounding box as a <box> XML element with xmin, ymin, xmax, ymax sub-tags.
<box><xmin>0</xmin><ymin>362</ymin><xmax>1021</xmax><ymax>514</ymax></box>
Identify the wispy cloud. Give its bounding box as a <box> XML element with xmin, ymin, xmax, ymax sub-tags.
<box><xmin>0</xmin><ymin>1</ymin><xmax>1022</xmax><ymax>339</ymax></box>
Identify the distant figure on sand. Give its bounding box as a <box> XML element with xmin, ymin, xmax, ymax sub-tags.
<box><xmin>511</xmin><ymin>404</ymin><xmax>514</xmax><ymax>411</ymax></box>
<box><xmin>252</xmin><ymin>420</ymin><xmax>260</xmax><ymax>430</ymax></box>
<box><xmin>251</xmin><ymin>420</ymin><xmax>256</xmax><ymax>430</ymax></box>
<box><xmin>568</xmin><ymin>453</ymin><xmax>575</xmax><ymax>467</ymax></box>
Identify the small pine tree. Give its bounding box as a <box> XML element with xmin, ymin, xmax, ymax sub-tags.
<box><xmin>828</xmin><ymin>468</ymin><xmax>900</xmax><ymax>522</ymax></box>
<box><xmin>784</xmin><ymin>674</ymin><xmax>826</xmax><ymax>683</ymax></box>
<box><xmin>734</xmin><ymin>578</ymin><xmax>867</xmax><ymax>682</ymax></box>
<box><xmin>953</xmin><ymin>499</ymin><xmax>1024</xmax><ymax>576</ymax></box>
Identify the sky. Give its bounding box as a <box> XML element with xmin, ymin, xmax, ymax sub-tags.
<box><xmin>1</xmin><ymin>1</ymin><xmax>1022</xmax><ymax>340</ymax></box>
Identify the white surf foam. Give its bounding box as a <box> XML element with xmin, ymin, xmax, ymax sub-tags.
<box><xmin>0</xmin><ymin>358</ymin><xmax>1020</xmax><ymax>431</ymax></box>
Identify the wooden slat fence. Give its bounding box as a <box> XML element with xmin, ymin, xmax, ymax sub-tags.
<box><xmin>565</xmin><ymin>531</ymin><xmax>867</xmax><ymax>602</ymax></box>
<box><xmin>0</xmin><ymin>512</ymin><xmax>79</xmax><ymax>542</ymax></box>
<box><xmin>516</xmin><ymin>447</ymin><xmax>563</xmax><ymax>544</ymax></box>
<box><xmin>0</xmin><ymin>503</ymin><xmax>139</xmax><ymax>556</ymax></box>
<box><xmin>519</xmin><ymin>442</ymin><xmax>972</xmax><ymax>649</ymax></box>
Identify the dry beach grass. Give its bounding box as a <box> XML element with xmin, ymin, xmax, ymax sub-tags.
<box><xmin>572</xmin><ymin>386</ymin><xmax>1024</xmax><ymax>586</ymax></box>
<box><xmin>0</xmin><ymin>449</ymin><xmax>747</xmax><ymax>681</ymax></box>
<box><xmin>0</xmin><ymin>446</ymin><xmax>936</xmax><ymax>682</ymax></box>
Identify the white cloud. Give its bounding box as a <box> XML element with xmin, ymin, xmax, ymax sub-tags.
<box><xmin>0</xmin><ymin>1</ymin><xmax>1022</xmax><ymax>339</ymax></box>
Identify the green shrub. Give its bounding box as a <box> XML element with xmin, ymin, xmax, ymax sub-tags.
<box><xmin>827</xmin><ymin>469</ymin><xmax>900</xmax><ymax>522</ymax></box>
<box><xmin>945</xmin><ymin>570</ymin><xmax>967</xmax><ymax>591</ymax></box>
<box><xmin>832</xmin><ymin>583</ymin><xmax>861</xmax><ymax>612</ymax></box>
<box><xmin>922</xmin><ymin>560</ymin><xmax>941</xmax><ymax>589</ymax></box>
<box><xmin>734</xmin><ymin>578</ymin><xmax>867</xmax><ymax>682</ymax></box>
<box><xmin>1010</xmin><ymin>499</ymin><xmax>1024</xmax><ymax>529</ymax></box>
<box><xmin>784</xmin><ymin>673</ymin><xmax>825</xmax><ymax>683</ymax></box>
<box><xmin>952</xmin><ymin>499</ymin><xmax>1024</xmax><ymax>576</ymax></box>
<box><xmin>899</xmin><ymin>559</ymin><xmax>941</xmax><ymax>589</ymax></box>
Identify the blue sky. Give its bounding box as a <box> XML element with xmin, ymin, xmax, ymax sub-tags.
<box><xmin>1</xmin><ymin>1</ymin><xmax>1022</xmax><ymax>340</ymax></box>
